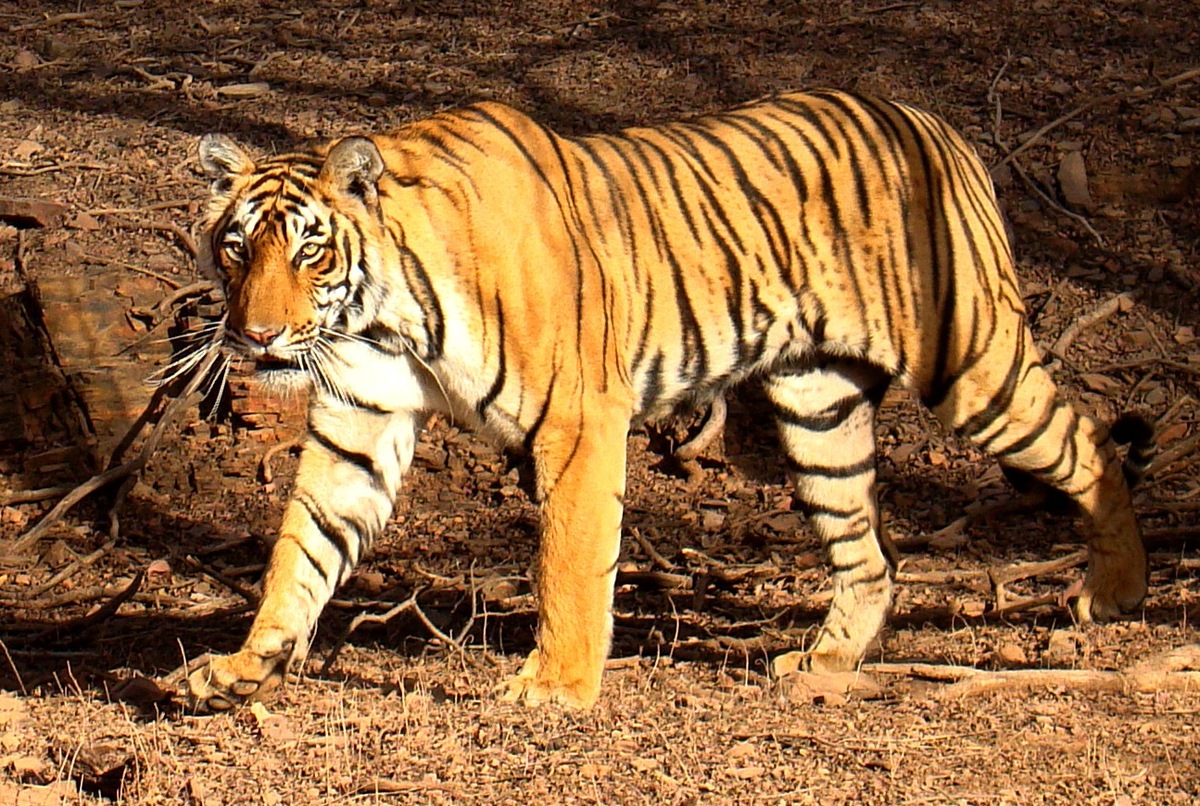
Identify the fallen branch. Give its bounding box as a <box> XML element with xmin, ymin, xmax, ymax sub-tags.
<box><xmin>29</xmin><ymin>539</ymin><xmax>116</xmax><ymax>597</ymax></box>
<box><xmin>629</xmin><ymin>526</ymin><xmax>676</xmax><ymax>571</ymax></box>
<box><xmin>320</xmin><ymin>587</ymin><xmax>470</xmax><ymax>676</ymax></box>
<box><xmin>22</xmin><ymin>572</ymin><xmax>145</xmax><ymax>646</ymax></box>
<box><xmin>1051</xmin><ymin>293</ymin><xmax>1133</xmax><ymax>358</ymax></box>
<box><xmin>670</xmin><ymin>393</ymin><xmax>728</xmax><ymax>485</ymax></box>
<box><xmin>1011</xmin><ymin>160</ymin><xmax>1105</xmax><ymax>246</ymax></box>
<box><xmin>14</xmin><ymin>341</ymin><xmax>224</xmax><ymax>552</ymax></box>
<box><xmin>988</xmin><ymin>550</ymin><xmax>1086</xmax><ymax>611</ymax></box>
<box><xmin>995</xmin><ymin>65</ymin><xmax>1200</xmax><ymax>170</ymax></box>
<box><xmin>864</xmin><ymin>643</ymin><xmax>1200</xmax><ymax>700</ymax></box>
<box><xmin>1</xmin><ymin>485</ymin><xmax>75</xmax><ymax>506</ymax></box>
<box><xmin>179</xmin><ymin>554</ymin><xmax>260</xmax><ymax>607</ymax></box>
<box><xmin>259</xmin><ymin>437</ymin><xmax>302</xmax><ymax>484</ymax></box>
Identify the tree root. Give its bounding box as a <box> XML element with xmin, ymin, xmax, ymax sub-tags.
<box><xmin>865</xmin><ymin>644</ymin><xmax>1200</xmax><ymax>700</ymax></box>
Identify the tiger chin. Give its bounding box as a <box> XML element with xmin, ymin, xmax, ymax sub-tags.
<box><xmin>183</xmin><ymin>90</ymin><xmax>1153</xmax><ymax>713</ymax></box>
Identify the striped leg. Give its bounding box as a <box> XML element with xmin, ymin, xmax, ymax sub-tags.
<box><xmin>498</xmin><ymin>413</ymin><xmax>628</xmax><ymax>708</ymax></box>
<box><xmin>930</xmin><ymin>330</ymin><xmax>1146</xmax><ymax>622</ymax></box>
<box><xmin>187</xmin><ymin>405</ymin><xmax>417</xmax><ymax>711</ymax></box>
<box><xmin>768</xmin><ymin>362</ymin><xmax>893</xmax><ymax>674</ymax></box>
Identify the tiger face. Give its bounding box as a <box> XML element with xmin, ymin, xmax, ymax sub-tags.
<box><xmin>198</xmin><ymin>135</ymin><xmax>389</xmax><ymax>392</ymax></box>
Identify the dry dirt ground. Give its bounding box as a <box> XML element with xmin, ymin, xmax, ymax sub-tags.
<box><xmin>1</xmin><ymin>1</ymin><xmax>1199</xmax><ymax>803</ymax></box>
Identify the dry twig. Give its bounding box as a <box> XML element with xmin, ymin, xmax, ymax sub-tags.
<box><xmin>865</xmin><ymin>643</ymin><xmax>1200</xmax><ymax>700</ymax></box>
<box><xmin>995</xmin><ymin>66</ymin><xmax>1200</xmax><ymax>170</ymax></box>
<box><xmin>1051</xmin><ymin>293</ymin><xmax>1133</xmax><ymax>358</ymax></box>
<box><xmin>14</xmin><ymin>341</ymin><xmax>224</xmax><ymax>552</ymax></box>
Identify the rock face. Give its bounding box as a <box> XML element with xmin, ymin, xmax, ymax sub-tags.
<box><xmin>0</xmin><ymin>232</ymin><xmax>302</xmax><ymax>491</ymax></box>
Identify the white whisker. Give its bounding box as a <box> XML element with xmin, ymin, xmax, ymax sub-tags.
<box><xmin>318</xmin><ymin>326</ymin><xmax>452</xmax><ymax>414</ymax></box>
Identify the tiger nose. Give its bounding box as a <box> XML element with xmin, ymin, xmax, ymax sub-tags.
<box><xmin>241</xmin><ymin>326</ymin><xmax>281</xmax><ymax>346</ymax></box>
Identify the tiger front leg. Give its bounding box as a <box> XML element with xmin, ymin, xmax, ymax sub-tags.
<box><xmin>498</xmin><ymin>417</ymin><xmax>628</xmax><ymax>708</ymax></box>
<box><xmin>187</xmin><ymin>408</ymin><xmax>416</xmax><ymax>712</ymax></box>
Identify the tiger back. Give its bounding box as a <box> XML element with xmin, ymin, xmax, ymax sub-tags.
<box><xmin>185</xmin><ymin>90</ymin><xmax>1150</xmax><ymax>712</ymax></box>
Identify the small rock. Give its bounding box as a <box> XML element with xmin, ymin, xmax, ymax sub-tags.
<box><xmin>995</xmin><ymin>643</ymin><xmax>1028</xmax><ymax>666</ymax></box>
<box><xmin>776</xmin><ymin>670</ymin><xmax>884</xmax><ymax>704</ymax></box>
<box><xmin>12</xmin><ymin>50</ymin><xmax>40</xmax><ymax>70</ymax></box>
<box><xmin>1046</xmin><ymin>629</ymin><xmax>1081</xmax><ymax>663</ymax></box>
<box><xmin>66</xmin><ymin>211</ymin><xmax>102</xmax><ymax>231</ymax></box>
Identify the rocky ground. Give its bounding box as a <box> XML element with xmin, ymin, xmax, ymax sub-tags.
<box><xmin>0</xmin><ymin>1</ymin><xmax>1198</xmax><ymax>803</ymax></box>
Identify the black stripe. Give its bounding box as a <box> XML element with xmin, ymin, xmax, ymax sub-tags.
<box><xmin>307</xmin><ymin>426</ymin><xmax>380</xmax><ymax>482</ymax></box>
<box><xmin>296</xmin><ymin>540</ymin><xmax>333</xmax><ymax>582</ymax></box>
<box><xmin>477</xmin><ymin>293</ymin><xmax>507</xmax><ymax>415</ymax></box>
<box><xmin>295</xmin><ymin>492</ymin><xmax>356</xmax><ymax>571</ymax></box>
<box><xmin>775</xmin><ymin>393</ymin><xmax>863</xmax><ymax>432</ymax></box>
<box><xmin>786</xmin><ymin>454</ymin><xmax>876</xmax><ymax>479</ymax></box>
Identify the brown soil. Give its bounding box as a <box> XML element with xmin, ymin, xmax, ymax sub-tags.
<box><xmin>2</xmin><ymin>1</ymin><xmax>1199</xmax><ymax>803</ymax></box>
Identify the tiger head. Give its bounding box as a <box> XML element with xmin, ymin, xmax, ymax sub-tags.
<box><xmin>196</xmin><ymin>134</ymin><xmax>391</xmax><ymax>390</ymax></box>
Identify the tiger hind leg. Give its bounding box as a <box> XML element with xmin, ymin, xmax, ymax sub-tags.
<box><xmin>766</xmin><ymin>362</ymin><xmax>894</xmax><ymax>674</ymax></box>
<box><xmin>930</xmin><ymin>331</ymin><xmax>1147</xmax><ymax>622</ymax></box>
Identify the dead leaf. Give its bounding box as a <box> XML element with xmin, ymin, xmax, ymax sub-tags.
<box><xmin>1058</xmin><ymin>150</ymin><xmax>1093</xmax><ymax>208</ymax></box>
<box><xmin>578</xmin><ymin>762</ymin><xmax>612</xmax><ymax>778</ymax></box>
<box><xmin>66</xmin><ymin>211</ymin><xmax>101</xmax><ymax>231</ymax></box>
<box><xmin>1157</xmin><ymin>422</ymin><xmax>1188</xmax><ymax>443</ymax></box>
<box><xmin>770</xmin><ymin>651</ymin><xmax>804</xmax><ymax>678</ymax></box>
<box><xmin>12</xmin><ymin>140</ymin><xmax>42</xmax><ymax>161</ymax></box>
<box><xmin>1078</xmin><ymin>373</ymin><xmax>1121</xmax><ymax>394</ymax></box>
<box><xmin>215</xmin><ymin>82</ymin><xmax>271</xmax><ymax>98</ymax></box>
<box><xmin>249</xmin><ymin>701</ymin><xmax>296</xmax><ymax>744</ymax></box>
<box><xmin>730</xmin><ymin>765</ymin><xmax>766</xmax><ymax>779</ymax></box>
<box><xmin>185</xmin><ymin>777</ymin><xmax>211</xmax><ymax>806</ymax></box>
<box><xmin>111</xmin><ymin>675</ymin><xmax>169</xmax><ymax>707</ymax></box>
<box><xmin>996</xmin><ymin>643</ymin><xmax>1028</xmax><ymax>666</ymax></box>
<box><xmin>888</xmin><ymin>443</ymin><xmax>920</xmax><ymax>464</ymax></box>
<box><xmin>0</xmin><ymin>693</ymin><xmax>28</xmax><ymax>728</ymax></box>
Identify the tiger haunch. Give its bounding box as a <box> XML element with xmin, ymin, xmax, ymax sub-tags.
<box><xmin>185</xmin><ymin>90</ymin><xmax>1148</xmax><ymax>712</ymax></box>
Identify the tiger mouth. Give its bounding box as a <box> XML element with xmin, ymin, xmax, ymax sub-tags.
<box><xmin>254</xmin><ymin>354</ymin><xmax>300</xmax><ymax>373</ymax></box>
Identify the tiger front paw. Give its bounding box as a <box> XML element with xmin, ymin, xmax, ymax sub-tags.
<box><xmin>495</xmin><ymin>649</ymin><xmax>601</xmax><ymax>709</ymax></box>
<box><xmin>1073</xmin><ymin>560</ymin><xmax>1148</xmax><ymax>624</ymax></box>
<box><xmin>186</xmin><ymin>649</ymin><xmax>289</xmax><ymax>713</ymax></box>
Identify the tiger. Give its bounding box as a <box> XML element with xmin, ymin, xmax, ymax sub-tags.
<box><xmin>184</xmin><ymin>89</ymin><xmax>1154</xmax><ymax>712</ymax></box>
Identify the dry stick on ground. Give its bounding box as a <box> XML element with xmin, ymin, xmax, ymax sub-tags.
<box><xmin>105</xmin><ymin>217</ymin><xmax>198</xmax><ymax>259</ymax></box>
<box><xmin>259</xmin><ymin>437</ymin><xmax>302</xmax><ymax>484</ymax></box>
<box><xmin>1</xmin><ymin>485</ymin><xmax>75</xmax><ymax>506</ymax></box>
<box><xmin>320</xmin><ymin>586</ymin><xmax>473</xmax><ymax>676</ymax></box>
<box><xmin>28</xmin><ymin>538</ymin><xmax>117</xmax><ymax>597</ymax></box>
<box><xmin>988</xmin><ymin>550</ymin><xmax>1086</xmax><ymax>611</ymax></box>
<box><xmin>1051</xmin><ymin>292</ymin><xmax>1132</xmax><ymax>359</ymax></box>
<box><xmin>867</xmin><ymin>644</ymin><xmax>1200</xmax><ymax>700</ymax></box>
<box><xmin>1011</xmin><ymin>160</ymin><xmax>1106</xmax><ymax>246</ymax></box>
<box><xmin>13</xmin><ymin>341</ymin><xmax>224</xmax><ymax>553</ymax></box>
<box><xmin>995</xmin><ymin>65</ymin><xmax>1200</xmax><ymax>171</ymax></box>
<box><xmin>674</xmin><ymin>393</ymin><xmax>728</xmax><ymax>464</ymax></box>
<box><xmin>178</xmin><ymin>554</ymin><xmax>261</xmax><ymax>607</ymax></box>
<box><xmin>21</xmin><ymin>571</ymin><xmax>146</xmax><ymax>647</ymax></box>
<box><xmin>891</xmin><ymin>496</ymin><xmax>1035</xmax><ymax>553</ymax></box>
<box><xmin>125</xmin><ymin>281</ymin><xmax>218</xmax><ymax>334</ymax></box>
<box><xmin>630</xmin><ymin>526</ymin><xmax>676</xmax><ymax>571</ymax></box>
<box><xmin>986</xmin><ymin>50</ymin><xmax>1103</xmax><ymax>245</ymax></box>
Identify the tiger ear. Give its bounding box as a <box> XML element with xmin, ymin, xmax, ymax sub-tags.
<box><xmin>321</xmin><ymin>137</ymin><xmax>384</xmax><ymax>206</ymax></box>
<box><xmin>198</xmin><ymin>134</ymin><xmax>254</xmax><ymax>196</ymax></box>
